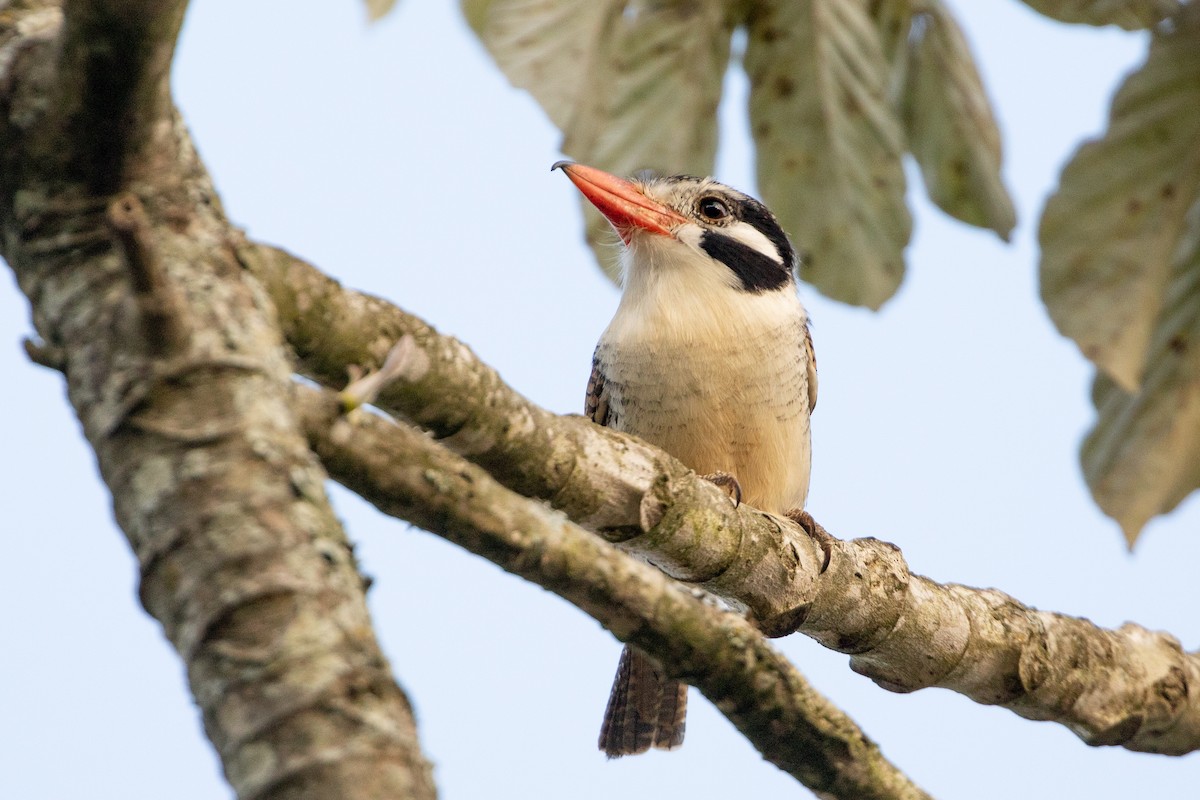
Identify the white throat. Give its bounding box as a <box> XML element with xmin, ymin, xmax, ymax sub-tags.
<box><xmin>613</xmin><ymin>232</ymin><xmax>802</xmax><ymax>341</ymax></box>
<box><xmin>596</xmin><ymin>235</ymin><xmax>812</xmax><ymax>513</ymax></box>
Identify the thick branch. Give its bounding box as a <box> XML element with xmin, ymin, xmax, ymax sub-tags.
<box><xmin>0</xmin><ymin>7</ymin><xmax>437</xmax><ymax>798</ymax></box>
<box><xmin>236</xmin><ymin>241</ymin><xmax>805</xmax><ymax>599</ymax></box>
<box><xmin>245</xmin><ymin>242</ymin><xmax>1200</xmax><ymax>757</ymax></box>
<box><xmin>233</xmin><ymin>239</ymin><xmax>663</xmax><ymax>533</ymax></box>
<box><xmin>295</xmin><ymin>384</ymin><xmax>931</xmax><ymax>800</ymax></box>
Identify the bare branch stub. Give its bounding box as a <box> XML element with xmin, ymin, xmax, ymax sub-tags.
<box><xmin>106</xmin><ymin>192</ymin><xmax>187</xmax><ymax>355</ymax></box>
<box><xmin>23</xmin><ymin>336</ymin><xmax>66</xmax><ymax>371</ymax></box>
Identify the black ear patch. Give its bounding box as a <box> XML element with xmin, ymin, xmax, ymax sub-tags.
<box><xmin>699</xmin><ymin>231</ymin><xmax>791</xmax><ymax>293</ymax></box>
<box><xmin>737</xmin><ymin>200</ymin><xmax>796</xmax><ymax>273</ymax></box>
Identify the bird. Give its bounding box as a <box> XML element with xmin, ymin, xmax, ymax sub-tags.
<box><xmin>554</xmin><ymin>161</ymin><xmax>817</xmax><ymax>758</ymax></box>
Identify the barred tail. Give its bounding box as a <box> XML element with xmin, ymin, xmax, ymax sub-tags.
<box><xmin>598</xmin><ymin>646</ymin><xmax>687</xmax><ymax>757</ymax></box>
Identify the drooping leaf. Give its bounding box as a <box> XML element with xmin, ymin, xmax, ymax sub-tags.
<box><xmin>466</xmin><ymin>0</ymin><xmax>734</xmax><ymax>281</ymax></box>
<box><xmin>365</xmin><ymin>0</ymin><xmax>399</xmax><ymax>22</ymax></box>
<box><xmin>867</xmin><ymin>0</ymin><xmax>1015</xmax><ymax>238</ymax></box>
<box><xmin>565</xmin><ymin>3</ymin><xmax>735</xmax><ymax>280</ymax></box>
<box><xmin>746</xmin><ymin>0</ymin><xmax>911</xmax><ymax>308</ymax></box>
<box><xmin>903</xmin><ymin>0</ymin><xmax>1016</xmax><ymax>238</ymax></box>
<box><xmin>1039</xmin><ymin>8</ymin><xmax>1200</xmax><ymax>390</ymax></box>
<box><xmin>1083</xmin><ymin>197</ymin><xmax>1200</xmax><ymax>546</ymax></box>
<box><xmin>463</xmin><ymin>0</ymin><xmax>612</xmax><ymax>130</ymax></box>
<box><xmin>1016</xmin><ymin>0</ymin><xmax>1180</xmax><ymax>30</ymax></box>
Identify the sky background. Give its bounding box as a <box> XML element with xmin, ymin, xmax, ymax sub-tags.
<box><xmin>3</xmin><ymin>1</ymin><xmax>1198</xmax><ymax>798</ymax></box>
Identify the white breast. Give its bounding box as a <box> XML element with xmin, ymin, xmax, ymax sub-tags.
<box><xmin>596</xmin><ymin>243</ymin><xmax>813</xmax><ymax>514</ymax></box>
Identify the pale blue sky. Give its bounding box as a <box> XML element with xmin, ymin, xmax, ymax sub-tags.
<box><xmin>3</xmin><ymin>2</ymin><xmax>1198</xmax><ymax>798</ymax></box>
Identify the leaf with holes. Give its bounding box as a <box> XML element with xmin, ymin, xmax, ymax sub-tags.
<box><xmin>747</xmin><ymin>0</ymin><xmax>911</xmax><ymax>308</ymax></box>
<box><xmin>1083</xmin><ymin>197</ymin><xmax>1200</xmax><ymax>546</ymax></box>
<box><xmin>1039</xmin><ymin>9</ymin><xmax>1200</xmax><ymax>391</ymax></box>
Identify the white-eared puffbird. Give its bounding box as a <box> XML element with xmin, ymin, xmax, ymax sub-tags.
<box><xmin>554</xmin><ymin>162</ymin><xmax>817</xmax><ymax>758</ymax></box>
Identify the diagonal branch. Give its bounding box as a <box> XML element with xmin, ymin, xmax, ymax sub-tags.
<box><xmin>243</xmin><ymin>240</ymin><xmax>1200</xmax><ymax>758</ymax></box>
<box><xmin>295</xmin><ymin>383</ymin><xmax>932</xmax><ymax>800</ymax></box>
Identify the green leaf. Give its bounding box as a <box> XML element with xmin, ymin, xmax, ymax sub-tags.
<box><xmin>365</xmin><ymin>0</ymin><xmax>399</xmax><ymax>22</ymax></box>
<box><xmin>903</xmin><ymin>0</ymin><xmax>1016</xmax><ymax>238</ymax></box>
<box><xmin>1083</xmin><ymin>196</ymin><xmax>1200</xmax><ymax>546</ymax></box>
<box><xmin>463</xmin><ymin>0</ymin><xmax>613</xmax><ymax>131</ymax></box>
<box><xmin>871</xmin><ymin>0</ymin><xmax>915</xmax><ymax>108</ymax></box>
<box><xmin>1039</xmin><ymin>8</ymin><xmax>1200</xmax><ymax>390</ymax></box>
<box><xmin>746</xmin><ymin>0</ymin><xmax>911</xmax><ymax>309</ymax></box>
<box><xmin>1016</xmin><ymin>0</ymin><xmax>1180</xmax><ymax>30</ymax></box>
<box><xmin>565</xmin><ymin>4</ymin><xmax>735</xmax><ymax>281</ymax></box>
<box><xmin>466</xmin><ymin>0</ymin><xmax>733</xmax><ymax>282</ymax></box>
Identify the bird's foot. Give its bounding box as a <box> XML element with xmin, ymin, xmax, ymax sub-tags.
<box><xmin>701</xmin><ymin>471</ymin><xmax>742</xmax><ymax>507</ymax></box>
<box><xmin>785</xmin><ymin>508</ymin><xmax>832</xmax><ymax>574</ymax></box>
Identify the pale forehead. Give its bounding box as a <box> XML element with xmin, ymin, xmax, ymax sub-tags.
<box><xmin>636</xmin><ymin>175</ymin><xmax>752</xmax><ymax>206</ymax></box>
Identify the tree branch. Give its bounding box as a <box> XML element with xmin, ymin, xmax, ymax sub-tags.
<box><xmin>54</xmin><ymin>0</ymin><xmax>188</xmax><ymax>191</ymax></box>
<box><xmin>244</xmin><ymin>241</ymin><xmax>1200</xmax><ymax>758</ymax></box>
<box><xmin>0</xmin><ymin>6</ymin><xmax>437</xmax><ymax>798</ymax></box>
<box><xmin>295</xmin><ymin>384</ymin><xmax>932</xmax><ymax>800</ymax></box>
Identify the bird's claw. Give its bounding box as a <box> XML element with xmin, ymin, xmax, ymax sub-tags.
<box><xmin>701</xmin><ymin>471</ymin><xmax>742</xmax><ymax>507</ymax></box>
<box><xmin>785</xmin><ymin>508</ymin><xmax>832</xmax><ymax>574</ymax></box>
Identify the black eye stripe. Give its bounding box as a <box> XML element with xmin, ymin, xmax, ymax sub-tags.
<box><xmin>699</xmin><ymin>231</ymin><xmax>791</xmax><ymax>294</ymax></box>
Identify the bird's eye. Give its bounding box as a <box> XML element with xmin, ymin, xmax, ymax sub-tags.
<box><xmin>698</xmin><ymin>197</ymin><xmax>730</xmax><ymax>221</ymax></box>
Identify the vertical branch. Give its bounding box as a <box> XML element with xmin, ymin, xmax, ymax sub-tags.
<box><xmin>0</xmin><ymin>5</ymin><xmax>441</xmax><ymax>799</ymax></box>
<box><xmin>54</xmin><ymin>0</ymin><xmax>189</xmax><ymax>191</ymax></box>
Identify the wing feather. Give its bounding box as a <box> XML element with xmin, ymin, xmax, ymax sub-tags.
<box><xmin>585</xmin><ymin>350</ymin><xmax>612</xmax><ymax>427</ymax></box>
<box><xmin>804</xmin><ymin>322</ymin><xmax>818</xmax><ymax>413</ymax></box>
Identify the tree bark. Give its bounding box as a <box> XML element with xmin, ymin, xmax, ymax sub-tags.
<box><xmin>5</xmin><ymin>2</ymin><xmax>1199</xmax><ymax>800</ymax></box>
<box><xmin>0</xmin><ymin>3</ymin><xmax>436</xmax><ymax>798</ymax></box>
<box><xmin>296</xmin><ymin>384</ymin><xmax>932</xmax><ymax>800</ymax></box>
<box><xmin>242</xmin><ymin>241</ymin><xmax>1200</xmax><ymax>759</ymax></box>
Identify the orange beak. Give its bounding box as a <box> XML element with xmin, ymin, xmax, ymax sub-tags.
<box><xmin>553</xmin><ymin>161</ymin><xmax>687</xmax><ymax>244</ymax></box>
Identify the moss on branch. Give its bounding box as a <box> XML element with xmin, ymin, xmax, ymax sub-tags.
<box><xmin>296</xmin><ymin>384</ymin><xmax>932</xmax><ymax>800</ymax></box>
<box><xmin>249</xmin><ymin>242</ymin><xmax>1200</xmax><ymax>758</ymax></box>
